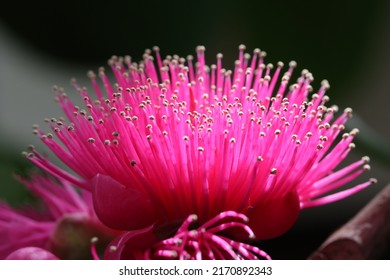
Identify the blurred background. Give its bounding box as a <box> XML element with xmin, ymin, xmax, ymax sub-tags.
<box><xmin>0</xmin><ymin>0</ymin><xmax>389</xmax><ymax>259</ymax></box>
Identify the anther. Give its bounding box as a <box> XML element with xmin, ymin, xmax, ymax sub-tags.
<box><xmin>196</xmin><ymin>45</ymin><xmax>206</xmax><ymax>52</ymax></box>
<box><xmin>289</xmin><ymin>61</ymin><xmax>297</xmax><ymax>68</ymax></box>
<box><xmin>109</xmin><ymin>246</ymin><xmax>117</xmax><ymax>252</ymax></box>
<box><xmin>350</xmin><ymin>128</ymin><xmax>359</xmax><ymax>136</ymax></box>
<box><xmin>362</xmin><ymin>156</ymin><xmax>370</xmax><ymax>163</ymax></box>
<box><xmin>90</xmin><ymin>237</ymin><xmax>98</xmax><ymax>244</ymax></box>
<box><xmin>190</xmin><ymin>214</ymin><xmax>198</xmax><ymax>221</ymax></box>
<box><xmin>342</xmin><ymin>133</ymin><xmax>349</xmax><ymax>139</ymax></box>
<box><xmin>321</xmin><ymin>79</ymin><xmax>330</xmax><ymax>89</ymax></box>
<box><xmin>344</xmin><ymin>107</ymin><xmax>353</xmax><ymax>116</ymax></box>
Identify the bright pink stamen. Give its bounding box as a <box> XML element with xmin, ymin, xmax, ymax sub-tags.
<box><xmin>90</xmin><ymin>237</ymin><xmax>100</xmax><ymax>260</ymax></box>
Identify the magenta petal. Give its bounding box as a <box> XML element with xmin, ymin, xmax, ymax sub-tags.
<box><xmin>92</xmin><ymin>174</ymin><xmax>157</xmax><ymax>230</ymax></box>
<box><xmin>247</xmin><ymin>191</ymin><xmax>300</xmax><ymax>240</ymax></box>
<box><xmin>103</xmin><ymin>225</ymin><xmax>157</xmax><ymax>260</ymax></box>
<box><xmin>6</xmin><ymin>247</ymin><xmax>59</xmax><ymax>260</ymax></box>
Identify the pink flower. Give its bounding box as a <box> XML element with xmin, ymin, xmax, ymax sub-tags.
<box><xmin>0</xmin><ymin>175</ymin><xmax>116</xmax><ymax>259</ymax></box>
<box><xmin>26</xmin><ymin>45</ymin><xmax>375</xmax><ymax>246</ymax></box>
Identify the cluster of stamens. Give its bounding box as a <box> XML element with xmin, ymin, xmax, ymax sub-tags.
<box><xmin>21</xmin><ymin>45</ymin><xmax>376</xmax><ymax>247</ymax></box>
<box><xmin>144</xmin><ymin>211</ymin><xmax>270</xmax><ymax>260</ymax></box>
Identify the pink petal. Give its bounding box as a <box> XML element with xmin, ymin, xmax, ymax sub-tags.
<box><xmin>6</xmin><ymin>247</ymin><xmax>59</xmax><ymax>260</ymax></box>
<box><xmin>92</xmin><ymin>174</ymin><xmax>157</xmax><ymax>230</ymax></box>
<box><xmin>103</xmin><ymin>225</ymin><xmax>157</xmax><ymax>259</ymax></box>
<box><xmin>246</xmin><ymin>190</ymin><xmax>300</xmax><ymax>240</ymax></box>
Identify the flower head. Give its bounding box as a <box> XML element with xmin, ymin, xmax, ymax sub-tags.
<box><xmin>26</xmin><ymin>45</ymin><xmax>375</xmax><ymax>243</ymax></box>
<box><xmin>0</xmin><ymin>174</ymin><xmax>116</xmax><ymax>259</ymax></box>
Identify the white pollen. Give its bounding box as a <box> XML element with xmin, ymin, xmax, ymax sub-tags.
<box><xmin>90</xmin><ymin>237</ymin><xmax>98</xmax><ymax>243</ymax></box>
<box><xmin>363</xmin><ymin>164</ymin><xmax>371</xmax><ymax>171</ymax></box>
<box><xmin>289</xmin><ymin>60</ymin><xmax>297</xmax><ymax>68</ymax></box>
<box><xmin>362</xmin><ymin>156</ymin><xmax>370</xmax><ymax>163</ymax></box>
<box><xmin>109</xmin><ymin>246</ymin><xmax>117</xmax><ymax>252</ymax></box>
<box><xmin>317</xmin><ymin>144</ymin><xmax>324</xmax><ymax>150</ymax></box>
<box><xmin>196</xmin><ymin>45</ymin><xmax>206</xmax><ymax>52</ymax></box>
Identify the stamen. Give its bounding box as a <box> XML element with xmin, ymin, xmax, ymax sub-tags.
<box><xmin>90</xmin><ymin>237</ymin><xmax>100</xmax><ymax>260</ymax></box>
